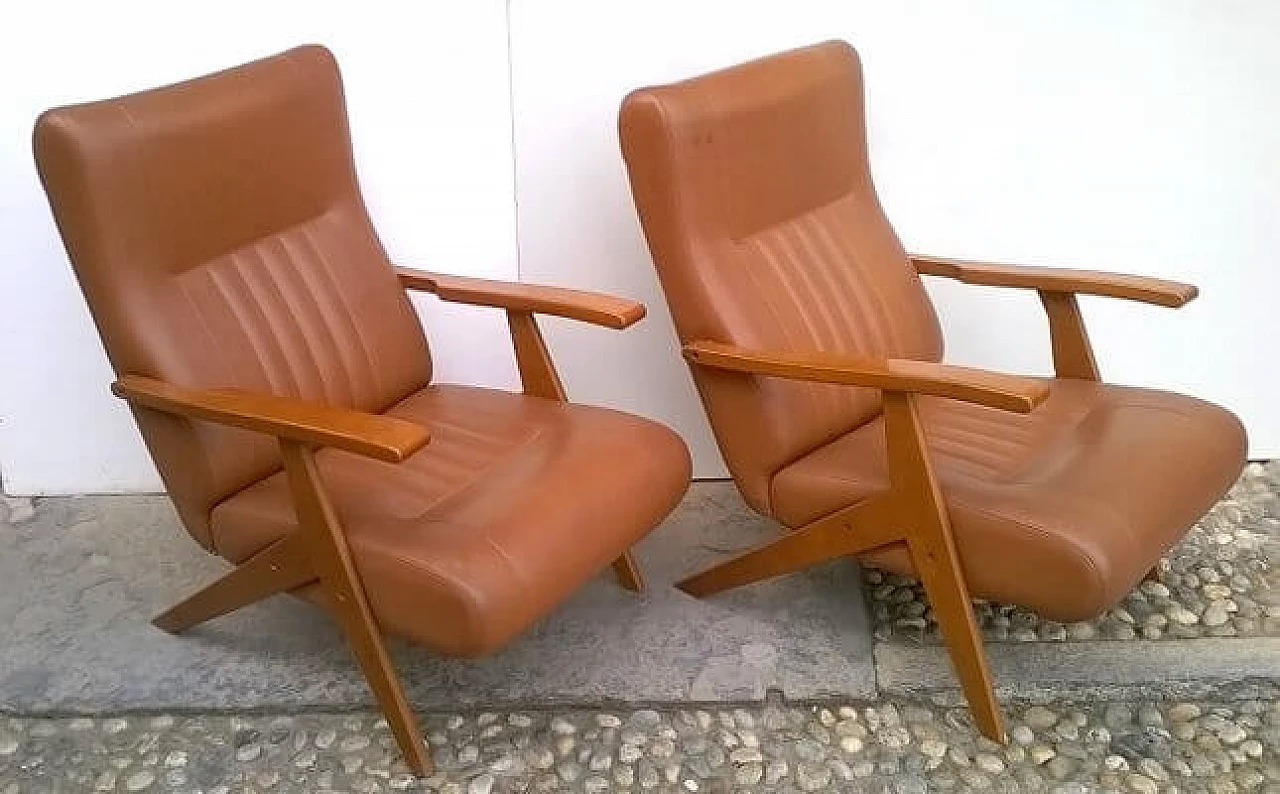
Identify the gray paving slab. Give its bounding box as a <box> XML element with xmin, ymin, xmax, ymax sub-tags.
<box><xmin>0</xmin><ymin>483</ymin><xmax>877</xmax><ymax>714</ymax></box>
<box><xmin>2</xmin><ymin>467</ymin><xmax>1275</xmax><ymax>720</ymax></box>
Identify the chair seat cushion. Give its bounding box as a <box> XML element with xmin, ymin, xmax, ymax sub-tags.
<box><xmin>211</xmin><ymin>384</ymin><xmax>691</xmax><ymax>656</ymax></box>
<box><xmin>770</xmin><ymin>380</ymin><xmax>1246</xmax><ymax>621</ymax></box>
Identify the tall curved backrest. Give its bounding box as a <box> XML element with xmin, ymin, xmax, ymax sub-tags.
<box><xmin>620</xmin><ymin>40</ymin><xmax>943</xmax><ymax>512</ymax></box>
<box><xmin>34</xmin><ymin>46</ymin><xmax>431</xmax><ymax>547</ymax></box>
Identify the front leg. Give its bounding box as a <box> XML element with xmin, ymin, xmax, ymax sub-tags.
<box><xmin>883</xmin><ymin>391</ymin><xmax>1006</xmax><ymax>743</ymax></box>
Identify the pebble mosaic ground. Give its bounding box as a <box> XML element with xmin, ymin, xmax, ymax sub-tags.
<box><xmin>1</xmin><ymin>699</ymin><xmax>1276</xmax><ymax>792</ymax></box>
<box><xmin>1</xmin><ymin>464</ymin><xmax>1274</xmax><ymax>791</ymax></box>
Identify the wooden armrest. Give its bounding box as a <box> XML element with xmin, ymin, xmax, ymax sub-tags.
<box><xmin>112</xmin><ymin>376</ymin><xmax>429</xmax><ymax>463</ymax></box>
<box><xmin>684</xmin><ymin>341</ymin><xmax>1049</xmax><ymax>413</ymax></box>
<box><xmin>911</xmin><ymin>254</ymin><xmax>1198</xmax><ymax>308</ymax></box>
<box><xmin>396</xmin><ymin>267</ymin><xmax>646</xmax><ymax>329</ymax></box>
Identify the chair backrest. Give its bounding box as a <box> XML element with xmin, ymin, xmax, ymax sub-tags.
<box><xmin>620</xmin><ymin>40</ymin><xmax>943</xmax><ymax>513</ymax></box>
<box><xmin>34</xmin><ymin>46</ymin><xmax>431</xmax><ymax>547</ymax></box>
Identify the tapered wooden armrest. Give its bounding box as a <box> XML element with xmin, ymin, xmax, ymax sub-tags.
<box><xmin>911</xmin><ymin>254</ymin><xmax>1198</xmax><ymax>308</ymax></box>
<box><xmin>112</xmin><ymin>376</ymin><xmax>429</xmax><ymax>463</ymax></box>
<box><xmin>684</xmin><ymin>341</ymin><xmax>1049</xmax><ymax>413</ymax></box>
<box><xmin>396</xmin><ymin>267</ymin><xmax>646</xmax><ymax>329</ymax></box>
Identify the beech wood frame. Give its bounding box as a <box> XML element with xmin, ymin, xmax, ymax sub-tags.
<box><xmin>675</xmin><ymin>255</ymin><xmax>1197</xmax><ymax>742</ymax></box>
<box><xmin>121</xmin><ymin>269</ymin><xmax>649</xmax><ymax>776</ymax></box>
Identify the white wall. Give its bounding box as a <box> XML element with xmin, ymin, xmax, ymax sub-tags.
<box><xmin>2</xmin><ymin>1</ymin><xmax>1276</xmax><ymax>493</ymax></box>
<box><xmin>0</xmin><ymin>1</ymin><xmax>519</xmax><ymax>493</ymax></box>
<box><xmin>510</xmin><ymin>0</ymin><xmax>1280</xmax><ymax>476</ymax></box>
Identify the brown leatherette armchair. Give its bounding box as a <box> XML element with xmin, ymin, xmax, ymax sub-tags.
<box><xmin>34</xmin><ymin>45</ymin><xmax>691</xmax><ymax>775</ymax></box>
<box><xmin>619</xmin><ymin>41</ymin><xmax>1246</xmax><ymax>741</ymax></box>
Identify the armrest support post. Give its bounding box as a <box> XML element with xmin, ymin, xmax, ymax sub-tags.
<box><xmin>507</xmin><ymin>310</ymin><xmax>568</xmax><ymax>401</ymax></box>
<box><xmin>1039</xmin><ymin>291</ymin><xmax>1100</xmax><ymax>381</ymax></box>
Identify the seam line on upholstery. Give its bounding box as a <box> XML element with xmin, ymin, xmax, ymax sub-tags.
<box><xmin>176</xmin><ymin>274</ymin><xmax>242</xmax><ymax>386</ymax></box>
<box><xmin>246</xmin><ymin>240</ymin><xmax>328</xmax><ymax>399</ymax></box>
<box><xmin>299</xmin><ymin>218</ymin><xmax>383</xmax><ymax>397</ymax></box>
<box><xmin>816</xmin><ymin>207</ymin><xmax>892</xmax><ymax>353</ymax></box>
<box><xmin>206</xmin><ymin>257</ymin><xmax>286</xmax><ymax>394</ymax></box>
<box><xmin>230</xmin><ymin>247</ymin><xmax>307</xmax><ymax>396</ymax></box>
<box><xmin>277</xmin><ymin>227</ymin><xmax>354</xmax><ymax>404</ymax></box>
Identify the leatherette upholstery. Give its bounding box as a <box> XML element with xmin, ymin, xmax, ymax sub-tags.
<box><xmin>619</xmin><ymin>41</ymin><xmax>942</xmax><ymax>513</ymax></box>
<box><xmin>34</xmin><ymin>46</ymin><xmax>430</xmax><ymax>546</ymax></box>
<box><xmin>35</xmin><ymin>45</ymin><xmax>691</xmax><ymax>655</ymax></box>
<box><xmin>619</xmin><ymin>40</ymin><xmax>1246</xmax><ymax>620</ymax></box>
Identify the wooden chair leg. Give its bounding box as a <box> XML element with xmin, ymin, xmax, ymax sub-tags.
<box><xmin>612</xmin><ymin>550</ymin><xmax>645</xmax><ymax>592</ymax></box>
<box><xmin>280</xmin><ymin>441</ymin><xmax>433</xmax><ymax>777</ymax></box>
<box><xmin>884</xmin><ymin>392</ymin><xmax>1006</xmax><ymax>743</ymax></box>
<box><xmin>910</xmin><ymin>536</ymin><xmax>1005</xmax><ymax>742</ymax></box>
<box><xmin>677</xmin><ymin>518</ymin><xmax>851</xmax><ymax>597</ymax></box>
<box><xmin>676</xmin><ymin>498</ymin><xmax>901</xmax><ymax>597</ymax></box>
<box><xmin>154</xmin><ymin>534</ymin><xmax>316</xmax><ymax>634</ymax></box>
<box><xmin>672</xmin><ymin>388</ymin><xmax>1007</xmax><ymax>744</ymax></box>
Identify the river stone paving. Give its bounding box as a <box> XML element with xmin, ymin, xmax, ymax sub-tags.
<box><xmin>868</xmin><ymin>461</ymin><xmax>1280</xmax><ymax>645</ymax></box>
<box><xmin>1</xmin><ymin>698</ymin><xmax>1276</xmax><ymax>792</ymax></box>
<box><xmin>3</xmin><ymin>465</ymin><xmax>1277</xmax><ymax>790</ymax></box>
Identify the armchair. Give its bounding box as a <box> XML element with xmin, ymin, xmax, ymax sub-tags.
<box><xmin>619</xmin><ymin>40</ymin><xmax>1246</xmax><ymax>742</ymax></box>
<box><xmin>34</xmin><ymin>45</ymin><xmax>691</xmax><ymax>775</ymax></box>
